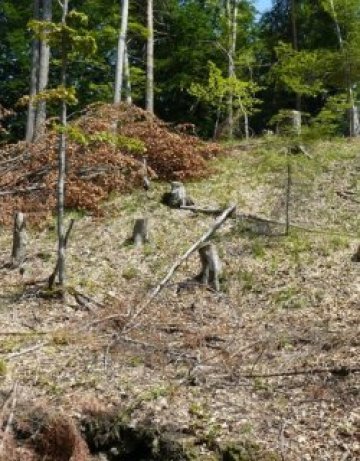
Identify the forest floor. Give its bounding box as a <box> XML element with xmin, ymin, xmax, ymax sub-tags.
<box><xmin>0</xmin><ymin>136</ymin><xmax>359</xmax><ymax>460</ymax></box>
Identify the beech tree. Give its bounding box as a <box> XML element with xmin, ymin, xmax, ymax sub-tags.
<box><xmin>29</xmin><ymin>3</ymin><xmax>96</xmax><ymax>289</ymax></box>
<box><xmin>146</xmin><ymin>0</ymin><xmax>154</xmax><ymax>113</ymax></box>
<box><xmin>114</xmin><ymin>0</ymin><xmax>129</xmax><ymax>104</ymax></box>
<box><xmin>26</xmin><ymin>0</ymin><xmax>52</xmax><ymax>143</ymax></box>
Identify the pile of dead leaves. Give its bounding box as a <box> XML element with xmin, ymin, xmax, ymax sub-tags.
<box><xmin>0</xmin><ymin>103</ymin><xmax>221</xmax><ymax>225</ymax></box>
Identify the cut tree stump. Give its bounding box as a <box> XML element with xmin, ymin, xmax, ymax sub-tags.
<box><xmin>351</xmin><ymin>244</ymin><xmax>360</xmax><ymax>262</ymax></box>
<box><xmin>161</xmin><ymin>181</ymin><xmax>194</xmax><ymax>208</ymax></box>
<box><xmin>132</xmin><ymin>218</ymin><xmax>149</xmax><ymax>247</ymax></box>
<box><xmin>197</xmin><ymin>242</ymin><xmax>222</xmax><ymax>291</ymax></box>
<box><xmin>11</xmin><ymin>212</ymin><xmax>26</xmax><ymax>268</ymax></box>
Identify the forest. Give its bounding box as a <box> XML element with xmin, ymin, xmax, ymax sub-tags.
<box><xmin>0</xmin><ymin>1</ymin><xmax>359</xmax><ymax>461</ymax></box>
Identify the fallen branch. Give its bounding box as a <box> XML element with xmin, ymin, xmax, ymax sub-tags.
<box><xmin>4</xmin><ymin>342</ymin><xmax>50</xmax><ymax>359</ymax></box>
<box><xmin>241</xmin><ymin>365</ymin><xmax>360</xmax><ymax>379</ymax></box>
<box><xmin>0</xmin><ymin>185</ymin><xmax>45</xmax><ymax>196</ymax></box>
<box><xmin>149</xmin><ymin>204</ymin><xmax>236</xmax><ymax>300</ymax></box>
<box><xmin>180</xmin><ymin>205</ymin><xmax>225</xmax><ymax>215</ymax></box>
<box><xmin>91</xmin><ymin>204</ymin><xmax>236</xmax><ymax>328</ymax></box>
<box><xmin>336</xmin><ymin>190</ymin><xmax>360</xmax><ymax>204</ymax></box>
<box><xmin>0</xmin><ymin>381</ymin><xmax>18</xmax><ymax>455</ymax></box>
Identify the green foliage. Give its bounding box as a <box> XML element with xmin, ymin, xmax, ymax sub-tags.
<box><xmin>310</xmin><ymin>93</ymin><xmax>349</xmax><ymax>137</ymax></box>
<box><xmin>189</xmin><ymin>61</ymin><xmax>262</xmax><ymax>126</ymax></box>
<box><xmin>271</xmin><ymin>42</ymin><xmax>326</xmax><ymax>97</ymax></box>
<box><xmin>0</xmin><ymin>359</ymin><xmax>7</xmax><ymax>377</ymax></box>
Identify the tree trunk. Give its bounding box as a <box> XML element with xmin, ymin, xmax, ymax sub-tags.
<box><xmin>328</xmin><ymin>0</ymin><xmax>359</xmax><ymax>137</ymax></box>
<box><xmin>162</xmin><ymin>181</ymin><xmax>194</xmax><ymax>208</ymax></box>
<box><xmin>11</xmin><ymin>212</ymin><xmax>26</xmax><ymax>268</ymax></box>
<box><xmin>26</xmin><ymin>0</ymin><xmax>40</xmax><ymax>143</ymax></box>
<box><xmin>132</xmin><ymin>218</ymin><xmax>149</xmax><ymax>247</ymax></box>
<box><xmin>124</xmin><ymin>44</ymin><xmax>132</xmax><ymax>104</ymax></box>
<box><xmin>290</xmin><ymin>0</ymin><xmax>301</xmax><ymax>112</ymax></box>
<box><xmin>197</xmin><ymin>243</ymin><xmax>222</xmax><ymax>291</ymax></box>
<box><xmin>146</xmin><ymin>0</ymin><xmax>154</xmax><ymax>113</ymax></box>
<box><xmin>114</xmin><ymin>0</ymin><xmax>129</xmax><ymax>104</ymax></box>
<box><xmin>34</xmin><ymin>0</ymin><xmax>52</xmax><ymax>141</ymax></box>
<box><xmin>56</xmin><ymin>0</ymin><xmax>69</xmax><ymax>289</ymax></box>
<box><xmin>227</xmin><ymin>0</ymin><xmax>238</xmax><ymax>139</ymax></box>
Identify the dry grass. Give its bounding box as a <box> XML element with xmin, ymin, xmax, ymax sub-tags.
<box><xmin>0</xmin><ymin>137</ymin><xmax>359</xmax><ymax>460</ymax></box>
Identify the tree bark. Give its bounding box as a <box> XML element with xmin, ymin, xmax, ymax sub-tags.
<box><xmin>162</xmin><ymin>181</ymin><xmax>193</xmax><ymax>208</ymax></box>
<box><xmin>328</xmin><ymin>0</ymin><xmax>359</xmax><ymax>137</ymax></box>
<box><xmin>146</xmin><ymin>0</ymin><xmax>154</xmax><ymax>113</ymax></box>
<box><xmin>26</xmin><ymin>0</ymin><xmax>40</xmax><ymax>143</ymax></box>
<box><xmin>34</xmin><ymin>0</ymin><xmax>52</xmax><ymax>141</ymax></box>
<box><xmin>132</xmin><ymin>218</ymin><xmax>149</xmax><ymax>247</ymax></box>
<box><xmin>56</xmin><ymin>0</ymin><xmax>69</xmax><ymax>289</ymax></box>
<box><xmin>114</xmin><ymin>0</ymin><xmax>129</xmax><ymax>104</ymax></box>
<box><xmin>197</xmin><ymin>243</ymin><xmax>222</xmax><ymax>291</ymax></box>
<box><xmin>290</xmin><ymin>0</ymin><xmax>301</xmax><ymax>112</ymax></box>
<box><xmin>124</xmin><ymin>43</ymin><xmax>132</xmax><ymax>104</ymax></box>
<box><xmin>11</xmin><ymin>212</ymin><xmax>26</xmax><ymax>268</ymax></box>
<box><xmin>227</xmin><ymin>0</ymin><xmax>238</xmax><ymax>139</ymax></box>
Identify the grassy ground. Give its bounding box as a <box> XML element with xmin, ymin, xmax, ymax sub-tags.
<box><xmin>0</xmin><ymin>137</ymin><xmax>359</xmax><ymax>460</ymax></box>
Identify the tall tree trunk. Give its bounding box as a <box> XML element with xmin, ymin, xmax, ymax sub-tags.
<box><xmin>34</xmin><ymin>0</ymin><xmax>52</xmax><ymax>141</ymax></box>
<box><xmin>26</xmin><ymin>0</ymin><xmax>40</xmax><ymax>143</ymax></box>
<box><xmin>290</xmin><ymin>0</ymin><xmax>301</xmax><ymax>112</ymax></box>
<box><xmin>328</xmin><ymin>0</ymin><xmax>359</xmax><ymax>136</ymax></box>
<box><xmin>114</xmin><ymin>0</ymin><xmax>129</xmax><ymax>104</ymax></box>
<box><xmin>57</xmin><ymin>0</ymin><xmax>69</xmax><ymax>288</ymax></box>
<box><xmin>227</xmin><ymin>0</ymin><xmax>238</xmax><ymax>139</ymax></box>
<box><xmin>124</xmin><ymin>44</ymin><xmax>132</xmax><ymax>104</ymax></box>
<box><xmin>146</xmin><ymin>0</ymin><xmax>154</xmax><ymax>113</ymax></box>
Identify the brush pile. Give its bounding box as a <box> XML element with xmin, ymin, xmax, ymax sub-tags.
<box><xmin>0</xmin><ymin>104</ymin><xmax>221</xmax><ymax>225</ymax></box>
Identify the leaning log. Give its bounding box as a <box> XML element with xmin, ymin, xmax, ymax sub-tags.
<box><xmin>197</xmin><ymin>242</ymin><xmax>222</xmax><ymax>291</ymax></box>
<box><xmin>11</xmin><ymin>212</ymin><xmax>26</xmax><ymax>267</ymax></box>
<box><xmin>132</xmin><ymin>218</ymin><xmax>149</xmax><ymax>247</ymax></box>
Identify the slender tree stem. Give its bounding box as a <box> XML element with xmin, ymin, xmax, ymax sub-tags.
<box><xmin>146</xmin><ymin>0</ymin><xmax>154</xmax><ymax>113</ymax></box>
<box><xmin>114</xmin><ymin>0</ymin><xmax>129</xmax><ymax>104</ymax></box>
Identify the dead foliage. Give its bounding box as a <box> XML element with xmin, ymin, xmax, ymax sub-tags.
<box><xmin>9</xmin><ymin>406</ymin><xmax>90</xmax><ymax>461</ymax></box>
<box><xmin>0</xmin><ymin>103</ymin><xmax>221</xmax><ymax>225</ymax></box>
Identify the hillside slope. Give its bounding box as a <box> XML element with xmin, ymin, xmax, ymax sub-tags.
<box><xmin>0</xmin><ymin>138</ymin><xmax>359</xmax><ymax>460</ymax></box>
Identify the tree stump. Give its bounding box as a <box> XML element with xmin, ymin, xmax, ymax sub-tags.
<box><xmin>132</xmin><ymin>218</ymin><xmax>149</xmax><ymax>247</ymax></box>
<box><xmin>11</xmin><ymin>212</ymin><xmax>26</xmax><ymax>267</ymax></box>
<box><xmin>197</xmin><ymin>242</ymin><xmax>222</xmax><ymax>291</ymax></box>
<box><xmin>351</xmin><ymin>244</ymin><xmax>360</xmax><ymax>262</ymax></box>
<box><xmin>161</xmin><ymin>181</ymin><xmax>194</xmax><ymax>208</ymax></box>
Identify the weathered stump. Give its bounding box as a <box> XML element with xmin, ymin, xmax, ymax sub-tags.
<box><xmin>197</xmin><ymin>242</ymin><xmax>222</xmax><ymax>291</ymax></box>
<box><xmin>351</xmin><ymin>244</ymin><xmax>360</xmax><ymax>262</ymax></box>
<box><xmin>132</xmin><ymin>218</ymin><xmax>149</xmax><ymax>247</ymax></box>
<box><xmin>11</xmin><ymin>212</ymin><xmax>26</xmax><ymax>267</ymax></box>
<box><xmin>161</xmin><ymin>181</ymin><xmax>194</xmax><ymax>208</ymax></box>
<box><xmin>277</xmin><ymin>110</ymin><xmax>302</xmax><ymax>135</ymax></box>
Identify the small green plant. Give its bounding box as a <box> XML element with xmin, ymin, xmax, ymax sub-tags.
<box><xmin>251</xmin><ymin>239</ymin><xmax>266</xmax><ymax>258</ymax></box>
<box><xmin>189</xmin><ymin>402</ymin><xmax>206</xmax><ymax>419</ymax></box>
<box><xmin>122</xmin><ymin>266</ymin><xmax>138</xmax><ymax>280</ymax></box>
<box><xmin>0</xmin><ymin>359</ymin><xmax>7</xmax><ymax>377</ymax></box>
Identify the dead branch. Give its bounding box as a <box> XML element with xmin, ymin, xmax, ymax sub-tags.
<box><xmin>336</xmin><ymin>190</ymin><xmax>360</xmax><ymax>204</ymax></box>
<box><xmin>0</xmin><ymin>381</ymin><xmax>18</xmax><ymax>456</ymax></box>
<box><xmin>148</xmin><ymin>204</ymin><xmax>235</xmax><ymax>300</ymax></box>
<box><xmin>90</xmin><ymin>204</ymin><xmax>236</xmax><ymax>328</ymax></box>
<box><xmin>5</xmin><ymin>342</ymin><xmax>50</xmax><ymax>359</ymax></box>
<box><xmin>241</xmin><ymin>365</ymin><xmax>360</xmax><ymax>379</ymax></box>
<box><xmin>0</xmin><ymin>185</ymin><xmax>45</xmax><ymax>196</ymax></box>
<box><xmin>180</xmin><ymin>205</ymin><xmax>225</xmax><ymax>215</ymax></box>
